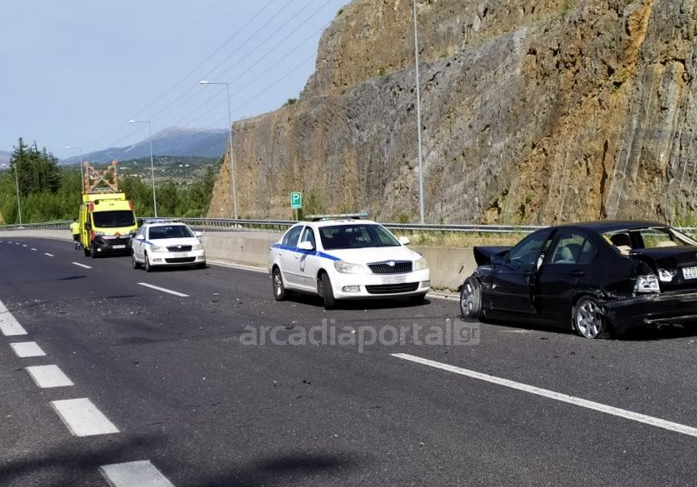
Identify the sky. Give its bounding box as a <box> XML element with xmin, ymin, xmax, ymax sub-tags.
<box><xmin>0</xmin><ymin>0</ymin><xmax>349</xmax><ymax>160</ymax></box>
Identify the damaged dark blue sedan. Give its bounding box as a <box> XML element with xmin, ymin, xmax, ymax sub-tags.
<box><xmin>459</xmin><ymin>220</ymin><xmax>697</xmax><ymax>338</ymax></box>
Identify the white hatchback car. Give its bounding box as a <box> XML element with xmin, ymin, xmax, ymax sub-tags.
<box><xmin>131</xmin><ymin>221</ymin><xmax>206</xmax><ymax>271</ymax></box>
<box><xmin>268</xmin><ymin>216</ymin><xmax>430</xmax><ymax>308</ymax></box>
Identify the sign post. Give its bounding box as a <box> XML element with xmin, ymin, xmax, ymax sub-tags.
<box><xmin>290</xmin><ymin>191</ymin><xmax>302</xmax><ymax>220</ymax></box>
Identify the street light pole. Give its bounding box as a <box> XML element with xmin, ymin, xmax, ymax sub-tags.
<box><xmin>64</xmin><ymin>145</ymin><xmax>85</xmax><ymax>192</ymax></box>
<box><xmin>200</xmin><ymin>79</ymin><xmax>238</xmax><ymax>220</ymax></box>
<box><xmin>14</xmin><ymin>166</ymin><xmax>22</xmax><ymax>227</ymax></box>
<box><xmin>413</xmin><ymin>0</ymin><xmax>425</xmax><ymax>224</ymax></box>
<box><xmin>129</xmin><ymin>119</ymin><xmax>158</xmax><ymax>217</ymax></box>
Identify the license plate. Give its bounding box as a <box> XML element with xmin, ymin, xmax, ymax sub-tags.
<box><xmin>112</xmin><ymin>245</ymin><xmax>126</xmax><ymax>249</ymax></box>
<box><xmin>683</xmin><ymin>266</ymin><xmax>697</xmax><ymax>279</ymax></box>
<box><xmin>382</xmin><ymin>275</ymin><xmax>407</xmax><ymax>284</ymax></box>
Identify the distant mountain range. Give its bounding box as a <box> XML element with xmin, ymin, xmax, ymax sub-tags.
<box><xmin>60</xmin><ymin>127</ymin><xmax>228</xmax><ymax>165</ymax></box>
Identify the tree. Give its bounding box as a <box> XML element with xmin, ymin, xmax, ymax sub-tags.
<box><xmin>10</xmin><ymin>138</ymin><xmax>61</xmax><ymax>196</ymax></box>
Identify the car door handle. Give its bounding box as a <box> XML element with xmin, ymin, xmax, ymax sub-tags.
<box><xmin>570</xmin><ymin>270</ymin><xmax>585</xmax><ymax>277</ymax></box>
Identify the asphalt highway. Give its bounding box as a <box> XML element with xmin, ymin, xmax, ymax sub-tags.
<box><xmin>1</xmin><ymin>237</ymin><xmax>697</xmax><ymax>486</ymax></box>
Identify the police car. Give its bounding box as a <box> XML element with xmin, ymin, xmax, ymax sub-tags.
<box><xmin>131</xmin><ymin>220</ymin><xmax>206</xmax><ymax>271</ymax></box>
<box><xmin>268</xmin><ymin>214</ymin><xmax>430</xmax><ymax>308</ymax></box>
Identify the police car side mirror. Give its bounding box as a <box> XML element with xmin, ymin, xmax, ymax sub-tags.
<box><xmin>135</xmin><ymin>235</ymin><xmax>145</xmax><ymax>241</ymax></box>
<box><xmin>398</xmin><ymin>236</ymin><xmax>410</xmax><ymax>245</ymax></box>
<box><xmin>194</xmin><ymin>231</ymin><xmax>203</xmax><ymax>238</ymax></box>
<box><xmin>297</xmin><ymin>241</ymin><xmax>315</xmax><ymax>251</ymax></box>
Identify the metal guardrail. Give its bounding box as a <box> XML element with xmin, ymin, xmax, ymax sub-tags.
<box><xmin>2</xmin><ymin>218</ymin><xmax>697</xmax><ymax>238</ymax></box>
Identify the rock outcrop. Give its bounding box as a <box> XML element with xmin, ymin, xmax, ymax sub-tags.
<box><xmin>208</xmin><ymin>0</ymin><xmax>697</xmax><ymax>225</ymax></box>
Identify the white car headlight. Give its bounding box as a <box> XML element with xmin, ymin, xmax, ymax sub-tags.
<box><xmin>150</xmin><ymin>245</ymin><xmax>166</xmax><ymax>252</ymax></box>
<box><xmin>193</xmin><ymin>243</ymin><xmax>204</xmax><ymax>251</ymax></box>
<box><xmin>334</xmin><ymin>260</ymin><xmax>368</xmax><ymax>274</ymax></box>
<box><xmin>413</xmin><ymin>256</ymin><xmax>428</xmax><ymax>271</ymax></box>
<box><xmin>634</xmin><ymin>274</ymin><xmax>660</xmax><ymax>294</ymax></box>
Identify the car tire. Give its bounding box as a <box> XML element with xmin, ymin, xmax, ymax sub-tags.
<box><xmin>83</xmin><ymin>245</ymin><xmax>90</xmax><ymax>257</ymax></box>
<box><xmin>90</xmin><ymin>245</ymin><xmax>98</xmax><ymax>258</ymax></box>
<box><xmin>318</xmin><ymin>272</ymin><xmax>336</xmax><ymax>309</ymax></box>
<box><xmin>460</xmin><ymin>276</ymin><xmax>482</xmax><ymax>321</ymax></box>
<box><xmin>272</xmin><ymin>267</ymin><xmax>287</xmax><ymax>301</ymax></box>
<box><xmin>144</xmin><ymin>252</ymin><xmax>152</xmax><ymax>272</ymax></box>
<box><xmin>572</xmin><ymin>296</ymin><xmax>610</xmax><ymax>339</ymax></box>
<box><xmin>132</xmin><ymin>252</ymin><xmax>140</xmax><ymax>269</ymax></box>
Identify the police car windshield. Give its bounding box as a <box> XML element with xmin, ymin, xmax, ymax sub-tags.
<box><xmin>149</xmin><ymin>225</ymin><xmax>194</xmax><ymax>240</ymax></box>
<box><xmin>319</xmin><ymin>224</ymin><xmax>400</xmax><ymax>250</ymax></box>
<box><xmin>92</xmin><ymin>211</ymin><xmax>135</xmax><ymax>228</ymax></box>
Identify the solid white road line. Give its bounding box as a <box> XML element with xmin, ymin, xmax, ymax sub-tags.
<box><xmin>51</xmin><ymin>398</ymin><xmax>119</xmax><ymax>436</ymax></box>
<box><xmin>392</xmin><ymin>353</ymin><xmax>697</xmax><ymax>439</ymax></box>
<box><xmin>100</xmin><ymin>461</ymin><xmax>175</xmax><ymax>487</ymax></box>
<box><xmin>26</xmin><ymin>365</ymin><xmax>74</xmax><ymax>388</ymax></box>
<box><xmin>11</xmin><ymin>341</ymin><xmax>46</xmax><ymax>358</ymax></box>
<box><xmin>72</xmin><ymin>262</ymin><xmax>92</xmax><ymax>269</ymax></box>
<box><xmin>44</xmin><ymin>252</ymin><xmax>54</xmax><ymax>257</ymax></box>
<box><xmin>0</xmin><ymin>299</ymin><xmax>27</xmax><ymax>336</ymax></box>
<box><xmin>137</xmin><ymin>282</ymin><xmax>189</xmax><ymax>298</ymax></box>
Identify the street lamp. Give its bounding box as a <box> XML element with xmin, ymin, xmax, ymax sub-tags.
<box><xmin>128</xmin><ymin>119</ymin><xmax>158</xmax><ymax>217</ymax></box>
<box><xmin>0</xmin><ymin>163</ymin><xmax>22</xmax><ymax>226</ymax></box>
<box><xmin>64</xmin><ymin>145</ymin><xmax>85</xmax><ymax>192</ymax></box>
<box><xmin>413</xmin><ymin>0</ymin><xmax>425</xmax><ymax>224</ymax></box>
<box><xmin>199</xmin><ymin>79</ymin><xmax>238</xmax><ymax>220</ymax></box>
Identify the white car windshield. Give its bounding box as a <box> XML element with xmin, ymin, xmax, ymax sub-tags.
<box><xmin>148</xmin><ymin>225</ymin><xmax>194</xmax><ymax>239</ymax></box>
<box><xmin>319</xmin><ymin>224</ymin><xmax>400</xmax><ymax>250</ymax></box>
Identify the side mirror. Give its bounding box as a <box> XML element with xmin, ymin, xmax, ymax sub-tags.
<box><xmin>491</xmin><ymin>254</ymin><xmax>504</xmax><ymax>265</ymax></box>
<box><xmin>398</xmin><ymin>236</ymin><xmax>410</xmax><ymax>245</ymax></box>
<box><xmin>194</xmin><ymin>231</ymin><xmax>203</xmax><ymax>238</ymax></box>
<box><xmin>135</xmin><ymin>235</ymin><xmax>145</xmax><ymax>241</ymax></box>
<box><xmin>297</xmin><ymin>241</ymin><xmax>315</xmax><ymax>251</ymax></box>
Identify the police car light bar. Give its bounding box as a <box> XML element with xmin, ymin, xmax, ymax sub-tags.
<box><xmin>306</xmin><ymin>212</ymin><xmax>369</xmax><ymax>222</ymax></box>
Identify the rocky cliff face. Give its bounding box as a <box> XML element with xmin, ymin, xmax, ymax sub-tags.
<box><xmin>208</xmin><ymin>0</ymin><xmax>697</xmax><ymax>225</ymax></box>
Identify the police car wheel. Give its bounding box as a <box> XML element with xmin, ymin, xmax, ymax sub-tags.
<box><xmin>132</xmin><ymin>252</ymin><xmax>141</xmax><ymax>269</ymax></box>
<box><xmin>144</xmin><ymin>253</ymin><xmax>152</xmax><ymax>272</ymax></box>
<box><xmin>319</xmin><ymin>273</ymin><xmax>336</xmax><ymax>309</ymax></box>
<box><xmin>272</xmin><ymin>267</ymin><xmax>286</xmax><ymax>301</ymax></box>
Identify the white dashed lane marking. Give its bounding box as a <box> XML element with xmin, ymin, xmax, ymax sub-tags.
<box><xmin>26</xmin><ymin>365</ymin><xmax>74</xmax><ymax>388</ymax></box>
<box><xmin>137</xmin><ymin>282</ymin><xmax>189</xmax><ymax>298</ymax></box>
<box><xmin>392</xmin><ymin>353</ymin><xmax>697</xmax><ymax>439</ymax></box>
<box><xmin>0</xmin><ymin>299</ymin><xmax>27</xmax><ymax>336</ymax></box>
<box><xmin>100</xmin><ymin>461</ymin><xmax>175</xmax><ymax>487</ymax></box>
<box><xmin>72</xmin><ymin>262</ymin><xmax>92</xmax><ymax>269</ymax></box>
<box><xmin>51</xmin><ymin>398</ymin><xmax>119</xmax><ymax>437</ymax></box>
<box><xmin>10</xmin><ymin>341</ymin><xmax>46</xmax><ymax>357</ymax></box>
<box><xmin>44</xmin><ymin>253</ymin><xmax>54</xmax><ymax>257</ymax></box>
